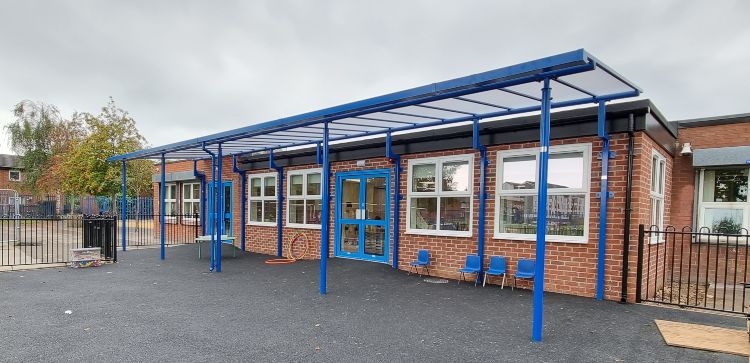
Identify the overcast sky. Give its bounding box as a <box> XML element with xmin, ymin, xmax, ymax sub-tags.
<box><xmin>0</xmin><ymin>1</ymin><xmax>748</xmax><ymax>154</ymax></box>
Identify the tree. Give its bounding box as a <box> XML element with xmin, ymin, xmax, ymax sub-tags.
<box><xmin>4</xmin><ymin>100</ymin><xmax>64</xmax><ymax>192</ymax></box>
<box><xmin>60</xmin><ymin>98</ymin><xmax>152</xmax><ymax>197</ymax></box>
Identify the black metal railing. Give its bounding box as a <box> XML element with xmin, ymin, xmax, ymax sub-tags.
<box><xmin>117</xmin><ymin>213</ymin><xmax>200</xmax><ymax>248</ymax></box>
<box><xmin>636</xmin><ymin>224</ymin><xmax>750</xmax><ymax>314</ymax></box>
<box><xmin>0</xmin><ymin>215</ymin><xmax>117</xmax><ymax>267</ymax></box>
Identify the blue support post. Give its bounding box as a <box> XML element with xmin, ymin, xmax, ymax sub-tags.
<box><xmin>386</xmin><ymin>131</ymin><xmax>400</xmax><ymax>269</ymax></box>
<box><xmin>269</xmin><ymin>150</ymin><xmax>284</xmax><ymax>257</ymax></box>
<box><xmin>216</xmin><ymin>144</ymin><xmax>223</xmax><ymax>272</ymax></box>
<box><xmin>473</xmin><ymin>118</ymin><xmax>487</xmax><ymax>281</ymax></box>
<box><xmin>233</xmin><ymin>156</ymin><xmax>247</xmax><ymax>252</ymax></box>
<box><xmin>160</xmin><ymin>154</ymin><xmax>166</xmax><ymax>260</ymax></box>
<box><xmin>121</xmin><ymin>160</ymin><xmax>127</xmax><ymax>251</ymax></box>
<box><xmin>202</xmin><ymin>144</ymin><xmax>216</xmax><ymax>271</ymax></box>
<box><xmin>320</xmin><ymin>123</ymin><xmax>330</xmax><ymax>294</ymax></box>
<box><xmin>532</xmin><ymin>78</ymin><xmax>552</xmax><ymax>342</ymax></box>
<box><xmin>193</xmin><ymin>160</ymin><xmax>207</xmax><ymax>235</ymax></box>
<box><xmin>596</xmin><ymin>101</ymin><xmax>609</xmax><ymax>300</ymax></box>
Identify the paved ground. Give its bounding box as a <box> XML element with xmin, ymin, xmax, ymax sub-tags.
<box><xmin>0</xmin><ymin>245</ymin><xmax>746</xmax><ymax>362</ymax></box>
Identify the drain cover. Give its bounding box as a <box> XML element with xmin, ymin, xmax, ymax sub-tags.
<box><xmin>423</xmin><ymin>277</ymin><xmax>449</xmax><ymax>284</ymax></box>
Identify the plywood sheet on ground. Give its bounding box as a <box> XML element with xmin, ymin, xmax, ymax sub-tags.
<box><xmin>655</xmin><ymin>319</ymin><xmax>750</xmax><ymax>357</ymax></box>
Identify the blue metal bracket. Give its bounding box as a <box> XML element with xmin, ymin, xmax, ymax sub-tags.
<box><xmin>316</xmin><ymin>143</ymin><xmax>322</xmax><ymax>165</ymax></box>
<box><xmin>595</xmin><ymin>191</ymin><xmax>615</xmax><ymax>198</ymax></box>
<box><xmin>597</xmin><ymin>151</ymin><xmax>616</xmax><ymax>160</ymax></box>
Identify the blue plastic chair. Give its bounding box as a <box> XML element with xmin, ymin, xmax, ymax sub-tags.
<box><xmin>482</xmin><ymin>256</ymin><xmax>507</xmax><ymax>288</ymax></box>
<box><xmin>458</xmin><ymin>255</ymin><xmax>481</xmax><ymax>286</ymax></box>
<box><xmin>409</xmin><ymin>249</ymin><xmax>431</xmax><ymax>277</ymax></box>
<box><xmin>513</xmin><ymin>259</ymin><xmax>535</xmax><ymax>290</ymax></box>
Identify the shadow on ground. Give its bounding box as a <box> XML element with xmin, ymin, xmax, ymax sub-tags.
<box><xmin>0</xmin><ymin>244</ymin><xmax>745</xmax><ymax>362</ymax></box>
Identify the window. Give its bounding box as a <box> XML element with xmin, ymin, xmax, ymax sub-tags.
<box><xmin>495</xmin><ymin>144</ymin><xmax>591</xmax><ymax>243</ymax></box>
<box><xmin>164</xmin><ymin>183</ymin><xmax>177</xmax><ymax>222</ymax></box>
<box><xmin>649</xmin><ymin>151</ymin><xmax>667</xmax><ymax>241</ymax></box>
<box><xmin>8</xmin><ymin>169</ymin><xmax>20</xmax><ymax>182</ymax></box>
<box><xmin>287</xmin><ymin>169</ymin><xmax>322</xmax><ymax>228</ymax></box>
<box><xmin>248</xmin><ymin>173</ymin><xmax>277</xmax><ymax>226</ymax></box>
<box><xmin>698</xmin><ymin>168</ymin><xmax>749</xmax><ymax>234</ymax></box>
<box><xmin>182</xmin><ymin>182</ymin><xmax>201</xmax><ymax>220</ymax></box>
<box><xmin>407</xmin><ymin>155</ymin><xmax>473</xmax><ymax>236</ymax></box>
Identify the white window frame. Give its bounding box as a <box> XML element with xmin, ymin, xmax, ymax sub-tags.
<box><xmin>247</xmin><ymin>172</ymin><xmax>278</xmax><ymax>226</ymax></box>
<box><xmin>8</xmin><ymin>169</ymin><xmax>21</xmax><ymax>182</ymax></box>
<box><xmin>406</xmin><ymin>154</ymin><xmax>474</xmax><ymax>237</ymax></box>
<box><xmin>182</xmin><ymin>182</ymin><xmax>201</xmax><ymax>223</ymax></box>
<box><xmin>697</xmin><ymin>168</ymin><xmax>750</xmax><ymax>235</ymax></box>
<box><xmin>494</xmin><ymin>143</ymin><xmax>592</xmax><ymax>243</ymax></box>
<box><xmin>286</xmin><ymin>168</ymin><xmax>323</xmax><ymax>229</ymax></box>
<box><xmin>164</xmin><ymin>183</ymin><xmax>177</xmax><ymax>223</ymax></box>
<box><xmin>649</xmin><ymin>151</ymin><xmax>667</xmax><ymax>243</ymax></box>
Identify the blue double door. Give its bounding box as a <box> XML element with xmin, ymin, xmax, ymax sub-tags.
<box><xmin>207</xmin><ymin>181</ymin><xmax>233</xmax><ymax>236</ymax></box>
<box><xmin>335</xmin><ymin>169</ymin><xmax>390</xmax><ymax>263</ymax></box>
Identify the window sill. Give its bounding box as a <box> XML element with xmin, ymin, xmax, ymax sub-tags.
<box><xmin>405</xmin><ymin>229</ymin><xmax>472</xmax><ymax>238</ymax></box>
<box><xmin>493</xmin><ymin>233</ymin><xmax>588</xmax><ymax>244</ymax></box>
<box><xmin>247</xmin><ymin>221</ymin><xmax>277</xmax><ymax>227</ymax></box>
<box><xmin>286</xmin><ymin>223</ymin><xmax>322</xmax><ymax>230</ymax></box>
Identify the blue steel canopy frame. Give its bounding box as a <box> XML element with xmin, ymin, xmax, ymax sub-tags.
<box><xmin>109</xmin><ymin>49</ymin><xmax>641</xmax><ymax>342</ymax></box>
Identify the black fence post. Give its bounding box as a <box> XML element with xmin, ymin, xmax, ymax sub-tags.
<box><xmin>635</xmin><ymin>224</ymin><xmax>645</xmax><ymax>303</ymax></box>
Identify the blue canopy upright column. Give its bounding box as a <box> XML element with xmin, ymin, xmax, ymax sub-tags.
<box><xmin>121</xmin><ymin>160</ymin><xmax>127</xmax><ymax>251</ymax></box>
<box><xmin>596</xmin><ymin>101</ymin><xmax>610</xmax><ymax>300</ymax></box>
<box><xmin>532</xmin><ymin>78</ymin><xmax>552</xmax><ymax>342</ymax></box>
<box><xmin>233</xmin><ymin>156</ymin><xmax>247</xmax><ymax>252</ymax></box>
<box><xmin>203</xmin><ymin>143</ymin><xmax>216</xmax><ymax>271</ymax></box>
<box><xmin>216</xmin><ymin>144</ymin><xmax>223</xmax><ymax>272</ymax></box>
<box><xmin>320</xmin><ymin>123</ymin><xmax>330</xmax><ymax>294</ymax></box>
<box><xmin>160</xmin><ymin>154</ymin><xmax>166</xmax><ymax>260</ymax></box>
<box><xmin>385</xmin><ymin>131</ymin><xmax>400</xmax><ymax>269</ymax></box>
<box><xmin>473</xmin><ymin>118</ymin><xmax>487</xmax><ymax>280</ymax></box>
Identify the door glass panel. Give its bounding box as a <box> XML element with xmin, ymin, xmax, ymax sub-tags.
<box><xmin>224</xmin><ymin>186</ymin><xmax>231</xmax><ymax>213</ymax></box>
<box><xmin>341</xmin><ymin>224</ymin><xmax>359</xmax><ymax>253</ymax></box>
<box><xmin>364</xmin><ymin>225</ymin><xmax>385</xmax><ymax>256</ymax></box>
<box><xmin>341</xmin><ymin>178</ymin><xmax>360</xmax><ymax>219</ymax></box>
<box><xmin>365</xmin><ymin>177</ymin><xmax>386</xmax><ymax>220</ymax></box>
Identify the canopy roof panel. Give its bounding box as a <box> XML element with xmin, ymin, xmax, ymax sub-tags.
<box><xmin>109</xmin><ymin>49</ymin><xmax>641</xmax><ymax>161</ymax></box>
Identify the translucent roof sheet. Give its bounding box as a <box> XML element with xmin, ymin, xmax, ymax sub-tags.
<box><xmin>109</xmin><ymin>49</ymin><xmax>641</xmax><ymax>161</ymax></box>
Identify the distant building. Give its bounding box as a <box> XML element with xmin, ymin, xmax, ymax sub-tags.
<box><xmin>0</xmin><ymin>154</ymin><xmax>23</xmax><ymax>191</ymax></box>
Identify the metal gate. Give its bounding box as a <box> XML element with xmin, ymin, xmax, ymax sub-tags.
<box><xmin>636</xmin><ymin>224</ymin><xmax>750</xmax><ymax>314</ymax></box>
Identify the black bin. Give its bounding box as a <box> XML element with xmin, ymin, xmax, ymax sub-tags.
<box><xmin>82</xmin><ymin>215</ymin><xmax>117</xmax><ymax>261</ymax></box>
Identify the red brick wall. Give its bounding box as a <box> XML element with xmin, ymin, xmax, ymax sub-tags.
<box><xmin>153</xmin><ymin>131</ymin><xmax>669</xmax><ymax>302</ymax></box>
<box><xmin>0</xmin><ymin>168</ymin><xmax>25</xmax><ymax>191</ymax></box>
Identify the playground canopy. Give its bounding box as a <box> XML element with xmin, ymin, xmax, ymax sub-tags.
<box><xmin>108</xmin><ymin>49</ymin><xmax>642</xmax><ymax>342</ymax></box>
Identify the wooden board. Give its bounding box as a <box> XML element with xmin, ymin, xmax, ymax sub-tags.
<box><xmin>655</xmin><ymin>319</ymin><xmax>750</xmax><ymax>357</ymax></box>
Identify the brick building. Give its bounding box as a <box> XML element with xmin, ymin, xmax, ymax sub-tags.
<box><xmin>151</xmin><ymin>99</ymin><xmax>685</xmax><ymax>302</ymax></box>
<box><xmin>0</xmin><ymin>154</ymin><xmax>23</xmax><ymax>191</ymax></box>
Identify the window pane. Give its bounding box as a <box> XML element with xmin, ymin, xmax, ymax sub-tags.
<box><xmin>365</xmin><ymin>177</ymin><xmax>386</xmax><ymax>220</ymax></box>
<box><xmin>183</xmin><ymin>184</ymin><xmax>192</xmax><ymax>199</ymax></box>
<box><xmin>549</xmin><ymin>152</ymin><xmax>583</xmax><ymax>189</ymax></box>
<box><xmin>263</xmin><ymin>200</ymin><xmax>277</xmax><ymax>223</ymax></box>
<box><xmin>307</xmin><ymin>173</ymin><xmax>321</xmax><ymax>196</ymax></box>
<box><xmin>289</xmin><ymin>200</ymin><xmax>304</xmax><ymax>224</ymax></box>
<box><xmin>440</xmin><ymin>197</ymin><xmax>470</xmax><ymax>231</ymax></box>
<box><xmin>412</xmin><ymin>164</ymin><xmax>436</xmax><ymax>192</ymax></box>
<box><xmin>442</xmin><ymin>161</ymin><xmax>470</xmax><ymax>192</ymax></box>
<box><xmin>410</xmin><ymin>197</ymin><xmax>437</xmax><ymax>230</ymax></box>
<box><xmin>502</xmin><ymin>155</ymin><xmax>535</xmax><ymax>190</ymax></box>
<box><xmin>658</xmin><ymin>161</ymin><xmax>665</xmax><ymax>195</ymax></box>
<box><xmin>702</xmin><ymin>169</ymin><xmax>748</xmax><ymax>202</ymax></box>
<box><xmin>305</xmin><ymin>200</ymin><xmax>322</xmax><ymax>225</ymax></box>
<box><xmin>650</xmin><ymin>197</ymin><xmax>662</xmax><ymax>227</ymax></box>
<box><xmin>290</xmin><ymin>175</ymin><xmax>303</xmax><ymax>196</ymax></box>
<box><xmin>249</xmin><ymin>201</ymin><xmax>262</xmax><ymax>222</ymax></box>
<box><xmin>651</xmin><ymin>156</ymin><xmax>659</xmax><ymax>193</ymax></box>
<box><xmin>264</xmin><ymin>176</ymin><xmax>276</xmax><ymax>197</ymax></box>
<box><xmin>704</xmin><ymin>208</ymin><xmax>744</xmax><ymax>234</ymax></box>
<box><xmin>364</xmin><ymin>225</ymin><xmax>385</xmax><ymax>256</ymax></box>
<box><xmin>498</xmin><ymin>194</ymin><xmax>585</xmax><ymax>237</ymax></box>
<box><xmin>192</xmin><ymin>184</ymin><xmax>200</xmax><ymax>199</ymax></box>
<box><xmin>250</xmin><ymin>178</ymin><xmax>262</xmax><ymax>197</ymax></box>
